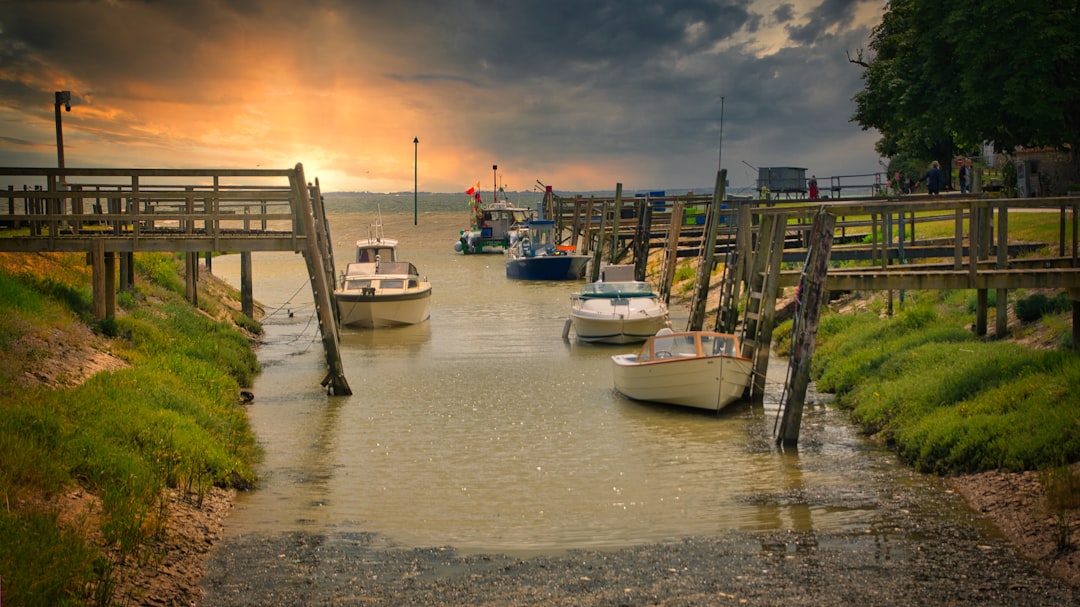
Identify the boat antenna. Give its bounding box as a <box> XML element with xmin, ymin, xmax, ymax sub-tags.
<box><xmin>492</xmin><ymin>164</ymin><xmax>498</xmax><ymax>205</ymax></box>
<box><xmin>717</xmin><ymin>96</ymin><xmax>725</xmax><ymax>172</ymax></box>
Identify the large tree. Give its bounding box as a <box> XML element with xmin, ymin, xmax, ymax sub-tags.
<box><xmin>852</xmin><ymin>0</ymin><xmax>1080</xmax><ymax>173</ymax></box>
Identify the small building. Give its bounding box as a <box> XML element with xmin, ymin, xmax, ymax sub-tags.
<box><xmin>757</xmin><ymin>167</ymin><xmax>808</xmax><ymax>197</ymax></box>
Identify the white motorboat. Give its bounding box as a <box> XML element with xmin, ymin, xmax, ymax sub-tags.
<box><xmin>611</xmin><ymin>328</ymin><xmax>753</xmax><ymax>412</ymax></box>
<box><xmin>566</xmin><ymin>265</ymin><xmax>670</xmax><ymax>343</ymax></box>
<box><xmin>335</xmin><ymin>223</ymin><xmax>432</xmax><ymax>328</ymax></box>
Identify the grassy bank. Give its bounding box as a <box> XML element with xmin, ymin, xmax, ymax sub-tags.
<box><xmin>774</xmin><ymin>289</ymin><xmax>1079</xmax><ymax>476</ymax></box>
<box><xmin>0</xmin><ymin>251</ymin><xmax>261</xmax><ymax>606</ymax></box>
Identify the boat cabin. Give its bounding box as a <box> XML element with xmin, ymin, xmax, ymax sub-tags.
<box><xmin>355</xmin><ymin>244</ymin><xmax>397</xmax><ymax>263</ymax></box>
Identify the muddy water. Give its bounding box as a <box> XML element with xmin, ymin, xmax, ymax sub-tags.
<box><xmin>209</xmin><ymin>205</ymin><xmax>953</xmax><ymax>556</ymax></box>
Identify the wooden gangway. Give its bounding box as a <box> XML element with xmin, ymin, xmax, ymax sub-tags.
<box><xmin>553</xmin><ymin>174</ymin><xmax>1080</xmax><ymax>445</ymax></box>
<box><xmin>0</xmin><ymin>165</ymin><xmax>351</xmax><ymax>395</ymax></box>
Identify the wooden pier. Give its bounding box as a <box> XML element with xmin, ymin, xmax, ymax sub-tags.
<box><xmin>548</xmin><ymin>175</ymin><xmax>1080</xmax><ymax>445</ymax></box>
<box><xmin>0</xmin><ymin>165</ymin><xmax>351</xmax><ymax>395</ymax></box>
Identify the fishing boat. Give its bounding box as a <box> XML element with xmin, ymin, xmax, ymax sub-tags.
<box><xmin>611</xmin><ymin>328</ymin><xmax>753</xmax><ymax>412</ymax></box>
<box><xmin>454</xmin><ymin>187</ymin><xmax>532</xmax><ymax>254</ymax></box>
<box><xmin>335</xmin><ymin>222</ymin><xmax>432</xmax><ymax>328</ymax></box>
<box><xmin>505</xmin><ymin>218</ymin><xmax>589</xmax><ymax>280</ymax></box>
<box><xmin>566</xmin><ymin>265</ymin><xmax>670</xmax><ymax>343</ymax></box>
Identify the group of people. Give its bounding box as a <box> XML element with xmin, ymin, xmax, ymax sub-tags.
<box><xmin>802</xmin><ymin>158</ymin><xmax>974</xmax><ymax>200</ymax></box>
<box><xmin>909</xmin><ymin>157</ymin><xmax>975</xmax><ymax>196</ymax></box>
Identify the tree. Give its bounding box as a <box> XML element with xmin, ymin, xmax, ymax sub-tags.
<box><xmin>852</xmin><ymin>0</ymin><xmax>1080</xmax><ymax>176</ymax></box>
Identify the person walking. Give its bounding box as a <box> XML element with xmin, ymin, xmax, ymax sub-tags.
<box><xmin>808</xmin><ymin>175</ymin><xmax>819</xmax><ymax>199</ymax></box>
<box><xmin>920</xmin><ymin>161</ymin><xmax>944</xmax><ymax>196</ymax></box>
<box><xmin>958</xmin><ymin>158</ymin><xmax>969</xmax><ymax>195</ymax></box>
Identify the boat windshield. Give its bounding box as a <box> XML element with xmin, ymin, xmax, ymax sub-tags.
<box><xmin>580</xmin><ymin>281</ymin><xmax>654</xmax><ymax>298</ymax></box>
<box><xmin>701</xmin><ymin>334</ymin><xmax>737</xmax><ymax>357</ymax></box>
<box><xmin>345</xmin><ymin>279</ymin><xmax>372</xmax><ymax>290</ymax></box>
<box><xmin>356</xmin><ymin>246</ymin><xmax>396</xmax><ymax>263</ymax></box>
<box><xmin>640</xmin><ymin>332</ymin><xmax>699</xmax><ymax>360</ymax></box>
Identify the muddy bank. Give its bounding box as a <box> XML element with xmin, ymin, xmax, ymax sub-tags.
<box><xmin>196</xmin><ymin>476</ymin><xmax>1077</xmax><ymax>607</ymax></box>
<box><xmin>199</xmin><ymin>527</ymin><xmax>1073</xmax><ymax>606</ymax></box>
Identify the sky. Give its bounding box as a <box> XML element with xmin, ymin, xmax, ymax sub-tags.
<box><xmin>0</xmin><ymin>0</ymin><xmax>888</xmax><ymax>194</ymax></box>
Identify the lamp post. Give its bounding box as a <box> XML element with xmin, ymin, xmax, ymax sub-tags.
<box><xmin>54</xmin><ymin>91</ymin><xmax>71</xmax><ymax>175</ymax></box>
<box><xmin>413</xmin><ymin>137</ymin><xmax>419</xmax><ymax>225</ymax></box>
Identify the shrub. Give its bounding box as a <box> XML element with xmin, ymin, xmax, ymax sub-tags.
<box><xmin>1015</xmin><ymin>291</ymin><xmax>1071</xmax><ymax>323</ymax></box>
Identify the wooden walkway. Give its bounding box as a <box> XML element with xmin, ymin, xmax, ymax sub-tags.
<box><xmin>550</xmin><ymin>175</ymin><xmax>1080</xmax><ymax>445</ymax></box>
<box><xmin>0</xmin><ymin>166</ymin><xmax>351</xmax><ymax>395</ymax></box>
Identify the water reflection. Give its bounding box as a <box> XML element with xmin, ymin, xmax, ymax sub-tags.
<box><xmin>209</xmin><ymin>211</ymin><xmax>941</xmax><ymax>555</ymax></box>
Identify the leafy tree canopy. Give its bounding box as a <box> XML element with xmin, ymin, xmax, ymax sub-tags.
<box><xmin>851</xmin><ymin>0</ymin><xmax>1080</xmax><ymax>169</ymax></box>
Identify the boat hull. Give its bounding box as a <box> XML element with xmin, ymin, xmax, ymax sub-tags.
<box><xmin>611</xmin><ymin>354</ymin><xmax>752</xmax><ymax>411</ymax></box>
<box><xmin>335</xmin><ymin>288</ymin><xmax>432</xmax><ymax>328</ymax></box>
<box><xmin>505</xmin><ymin>255</ymin><xmax>589</xmax><ymax>280</ymax></box>
<box><xmin>569</xmin><ymin>296</ymin><xmax>670</xmax><ymax>344</ymax></box>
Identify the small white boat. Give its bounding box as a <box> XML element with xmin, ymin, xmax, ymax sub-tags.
<box><xmin>567</xmin><ymin>265</ymin><xmax>670</xmax><ymax>344</ymax></box>
<box><xmin>335</xmin><ymin>223</ymin><xmax>432</xmax><ymax>328</ymax></box>
<box><xmin>611</xmin><ymin>328</ymin><xmax>753</xmax><ymax>412</ymax></box>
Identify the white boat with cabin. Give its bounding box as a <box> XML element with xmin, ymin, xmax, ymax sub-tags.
<box><xmin>566</xmin><ymin>265</ymin><xmax>670</xmax><ymax>344</ymax></box>
<box><xmin>611</xmin><ymin>328</ymin><xmax>753</xmax><ymax>412</ymax></box>
<box><xmin>334</xmin><ymin>223</ymin><xmax>432</xmax><ymax>328</ymax></box>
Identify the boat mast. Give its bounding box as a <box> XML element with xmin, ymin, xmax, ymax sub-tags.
<box><xmin>492</xmin><ymin>164</ymin><xmax>498</xmax><ymax>205</ymax></box>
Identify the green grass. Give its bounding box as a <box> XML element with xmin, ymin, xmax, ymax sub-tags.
<box><xmin>0</xmin><ymin>252</ymin><xmax>260</xmax><ymax>606</ymax></box>
<box><xmin>807</xmin><ymin>292</ymin><xmax>1080</xmax><ymax>474</ymax></box>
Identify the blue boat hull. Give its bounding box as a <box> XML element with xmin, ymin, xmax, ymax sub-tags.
<box><xmin>505</xmin><ymin>255</ymin><xmax>589</xmax><ymax>280</ymax></box>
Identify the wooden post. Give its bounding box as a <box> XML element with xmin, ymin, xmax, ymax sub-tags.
<box><xmin>589</xmin><ymin>195</ymin><xmax>610</xmax><ymax>283</ymax></box>
<box><xmin>186</xmin><ymin>252</ymin><xmax>199</xmax><ymax>308</ymax></box>
<box><xmin>91</xmin><ymin>239</ymin><xmax>106</xmax><ymax>320</ymax></box>
<box><xmin>241</xmin><ymin>251</ymin><xmax>254</xmax><ymax>319</ymax></box>
<box><xmin>609</xmin><ymin>184</ymin><xmax>623</xmax><ymax>264</ymax></box>
<box><xmin>777</xmin><ymin>208</ymin><xmax>835</xmax><ymax>446</ymax></box>
<box><xmin>570</xmin><ymin>196</ymin><xmax>583</xmax><ymax>252</ymax></box>
<box><xmin>687</xmin><ymin>170</ymin><xmax>726</xmax><ymax>331</ymax></box>
<box><xmin>104</xmin><ymin>252</ymin><xmax>116</xmax><ymax>319</ymax></box>
<box><xmin>995</xmin><ymin>201</ymin><xmax>1009</xmax><ymax>338</ymax></box>
<box><xmin>292</xmin><ymin>163</ymin><xmax>351</xmax><ymax>396</ymax></box>
<box><xmin>750</xmin><ymin>214</ymin><xmax>785</xmax><ymax>401</ymax></box>
<box><xmin>632</xmin><ymin>196</ymin><xmax>652</xmax><ymax>281</ymax></box>
<box><xmin>658</xmin><ymin>200</ymin><xmax>684</xmax><ymax>305</ymax></box>
<box><xmin>581</xmin><ymin>197</ymin><xmax>595</xmax><ymax>255</ymax></box>
<box><xmin>119</xmin><ymin>252</ymin><xmax>131</xmax><ymax>292</ymax></box>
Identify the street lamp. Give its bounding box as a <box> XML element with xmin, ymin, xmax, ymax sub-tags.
<box><xmin>413</xmin><ymin>137</ymin><xmax>419</xmax><ymax>226</ymax></box>
<box><xmin>54</xmin><ymin>91</ymin><xmax>71</xmax><ymax>174</ymax></box>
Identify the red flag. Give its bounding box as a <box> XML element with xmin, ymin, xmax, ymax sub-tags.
<box><xmin>465</xmin><ymin>181</ymin><xmax>480</xmax><ymax>196</ymax></box>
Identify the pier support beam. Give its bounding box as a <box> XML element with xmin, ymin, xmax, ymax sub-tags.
<box><xmin>777</xmin><ymin>208</ymin><xmax>835</xmax><ymax>447</ymax></box>
<box><xmin>91</xmin><ymin>240</ymin><xmax>105</xmax><ymax>319</ymax></box>
<box><xmin>241</xmin><ymin>251</ymin><xmax>254</xmax><ymax>319</ymax></box>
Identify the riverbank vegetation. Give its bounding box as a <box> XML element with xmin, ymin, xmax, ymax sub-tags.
<box><xmin>792</xmin><ymin>290</ymin><xmax>1078</xmax><ymax>474</ymax></box>
<box><xmin>0</xmin><ymin>251</ymin><xmax>261</xmax><ymax>606</ymax></box>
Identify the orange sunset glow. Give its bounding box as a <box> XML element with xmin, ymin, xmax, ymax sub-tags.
<box><xmin>0</xmin><ymin>1</ymin><xmax>886</xmax><ymax>193</ymax></box>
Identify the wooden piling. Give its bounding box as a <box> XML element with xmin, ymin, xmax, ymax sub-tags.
<box><xmin>292</xmin><ymin>163</ymin><xmax>351</xmax><ymax>396</ymax></box>
<box><xmin>91</xmin><ymin>239</ymin><xmax>106</xmax><ymax>319</ymax></box>
<box><xmin>241</xmin><ymin>251</ymin><xmax>254</xmax><ymax>318</ymax></box>
<box><xmin>687</xmin><ymin>170</ymin><xmax>726</xmax><ymax>331</ymax></box>
<box><xmin>777</xmin><ymin>208</ymin><xmax>835</xmax><ymax>446</ymax></box>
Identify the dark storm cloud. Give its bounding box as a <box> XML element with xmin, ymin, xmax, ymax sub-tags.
<box><xmin>0</xmin><ymin>0</ymin><xmax>884</xmax><ymax>190</ymax></box>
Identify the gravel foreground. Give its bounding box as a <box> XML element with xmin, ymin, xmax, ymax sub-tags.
<box><xmin>200</xmin><ymin>524</ymin><xmax>1075</xmax><ymax>606</ymax></box>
